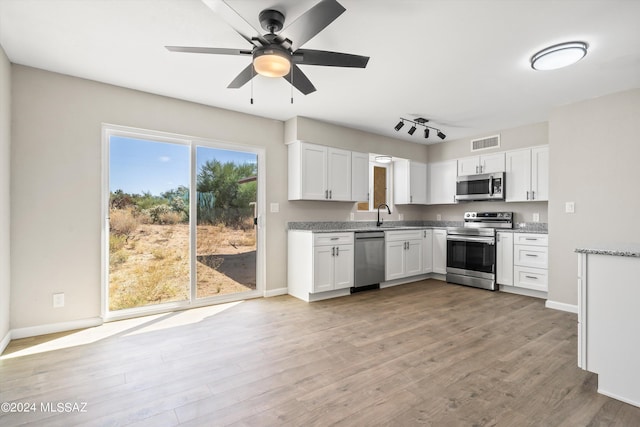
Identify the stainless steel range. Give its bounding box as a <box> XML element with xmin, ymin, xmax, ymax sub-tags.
<box><xmin>446</xmin><ymin>211</ymin><xmax>513</xmax><ymax>291</ymax></box>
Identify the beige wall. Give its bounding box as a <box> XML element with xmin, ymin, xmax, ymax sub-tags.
<box><xmin>425</xmin><ymin>122</ymin><xmax>549</xmax><ymax>224</ymax></box>
<box><xmin>548</xmin><ymin>89</ymin><xmax>640</xmax><ymax>306</ymax></box>
<box><xmin>0</xmin><ymin>46</ymin><xmax>10</xmax><ymax>342</ymax></box>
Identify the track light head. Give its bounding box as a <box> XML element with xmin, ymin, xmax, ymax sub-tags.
<box><xmin>408</xmin><ymin>125</ymin><xmax>417</xmax><ymax>136</ymax></box>
<box><xmin>424</xmin><ymin>128</ymin><xmax>430</xmax><ymax>139</ymax></box>
<box><xmin>394</xmin><ymin>121</ymin><xmax>404</xmax><ymax>131</ymax></box>
<box><xmin>437</xmin><ymin>131</ymin><xmax>446</xmax><ymax>140</ymax></box>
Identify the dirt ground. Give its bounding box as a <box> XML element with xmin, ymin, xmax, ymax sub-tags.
<box><xmin>109</xmin><ymin>222</ymin><xmax>256</xmax><ymax>311</ymax></box>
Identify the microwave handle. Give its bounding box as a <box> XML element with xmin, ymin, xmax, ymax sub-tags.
<box><xmin>489</xmin><ymin>175</ymin><xmax>494</xmax><ymax>196</ymax></box>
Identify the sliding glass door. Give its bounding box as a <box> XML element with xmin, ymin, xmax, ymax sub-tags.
<box><xmin>103</xmin><ymin>126</ymin><xmax>262</xmax><ymax>318</ymax></box>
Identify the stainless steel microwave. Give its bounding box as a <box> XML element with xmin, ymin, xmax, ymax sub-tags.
<box><xmin>455</xmin><ymin>172</ymin><xmax>504</xmax><ymax>201</ymax></box>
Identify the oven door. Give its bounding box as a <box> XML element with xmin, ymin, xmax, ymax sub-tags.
<box><xmin>446</xmin><ymin>234</ymin><xmax>496</xmax><ymax>277</ymax></box>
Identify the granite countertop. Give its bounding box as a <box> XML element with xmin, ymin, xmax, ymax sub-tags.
<box><xmin>288</xmin><ymin>221</ymin><xmax>548</xmax><ymax>234</ymax></box>
<box><xmin>575</xmin><ymin>244</ymin><xmax>640</xmax><ymax>258</ymax></box>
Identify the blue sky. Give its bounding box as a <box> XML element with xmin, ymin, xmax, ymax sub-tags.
<box><xmin>110</xmin><ymin>136</ymin><xmax>257</xmax><ymax>196</ymax></box>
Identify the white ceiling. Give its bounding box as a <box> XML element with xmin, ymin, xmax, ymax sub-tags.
<box><xmin>1</xmin><ymin>0</ymin><xmax>640</xmax><ymax>142</ymax></box>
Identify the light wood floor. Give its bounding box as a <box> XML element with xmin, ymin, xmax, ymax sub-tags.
<box><xmin>2</xmin><ymin>279</ymin><xmax>640</xmax><ymax>426</ymax></box>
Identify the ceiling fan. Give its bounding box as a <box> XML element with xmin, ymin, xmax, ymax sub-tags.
<box><xmin>166</xmin><ymin>0</ymin><xmax>369</xmax><ymax>95</ymax></box>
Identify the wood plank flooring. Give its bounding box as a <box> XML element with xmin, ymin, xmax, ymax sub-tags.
<box><xmin>2</xmin><ymin>279</ymin><xmax>640</xmax><ymax>426</ymax></box>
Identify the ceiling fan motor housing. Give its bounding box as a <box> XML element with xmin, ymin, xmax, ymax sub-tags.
<box><xmin>259</xmin><ymin>9</ymin><xmax>285</xmax><ymax>33</ymax></box>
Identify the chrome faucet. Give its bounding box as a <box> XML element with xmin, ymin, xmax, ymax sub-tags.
<box><xmin>377</xmin><ymin>203</ymin><xmax>391</xmax><ymax>227</ymax></box>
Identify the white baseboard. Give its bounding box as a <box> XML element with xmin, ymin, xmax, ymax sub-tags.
<box><xmin>264</xmin><ymin>287</ymin><xmax>288</xmax><ymax>298</ymax></box>
<box><xmin>0</xmin><ymin>330</ymin><xmax>11</xmax><ymax>355</ymax></box>
<box><xmin>11</xmin><ymin>317</ymin><xmax>103</xmax><ymax>340</ymax></box>
<box><xmin>545</xmin><ymin>300</ymin><xmax>578</xmax><ymax>314</ymax></box>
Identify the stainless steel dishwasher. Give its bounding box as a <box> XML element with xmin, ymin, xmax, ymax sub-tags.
<box><xmin>353</xmin><ymin>230</ymin><xmax>385</xmax><ymax>292</ymax></box>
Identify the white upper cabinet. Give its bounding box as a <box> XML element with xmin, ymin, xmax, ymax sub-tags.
<box><xmin>428</xmin><ymin>160</ymin><xmax>457</xmax><ymax>205</ymax></box>
<box><xmin>393</xmin><ymin>159</ymin><xmax>427</xmax><ymax>205</ymax></box>
<box><xmin>288</xmin><ymin>141</ymin><xmax>352</xmax><ymax>201</ymax></box>
<box><xmin>351</xmin><ymin>151</ymin><xmax>369</xmax><ymax>202</ymax></box>
<box><xmin>457</xmin><ymin>152</ymin><xmax>505</xmax><ymax>176</ymax></box>
<box><xmin>505</xmin><ymin>146</ymin><xmax>548</xmax><ymax>202</ymax></box>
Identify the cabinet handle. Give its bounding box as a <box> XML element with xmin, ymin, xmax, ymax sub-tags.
<box><xmin>475</xmin><ymin>165</ymin><xmax>478</xmax><ymax>174</ymax></box>
<box><xmin>330</xmin><ymin>190</ymin><xmax>332</xmax><ymax>199</ymax></box>
<box><xmin>336</xmin><ymin>247</ymin><xmax>340</xmax><ymax>256</ymax></box>
<box><xmin>331</xmin><ymin>247</ymin><xmax>335</xmax><ymax>256</ymax></box>
<box><xmin>325</xmin><ymin>190</ymin><xmax>328</xmax><ymax>199</ymax></box>
<box><xmin>525</xmin><ymin>238</ymin><xmax>538</xmax><ymax>241</ymax></box>
<box><xmin>497</xmin><ymin>234</ymin><xmax>500</xmax><ymax>242</ymax></box>
<box><xmin>525</xmin><ymin>275</ymin><xmax>538</xmax><ymax>280</ymax></box>
<box><xmin>525</xmin><ymin>254</ymin><xmax>539</xmax><ymax>257</ymax></box>
<box><xmin>410</xmin><ymin>195</ymin><xmax>413</xmax><ymax>203</ymax></box>
<box><xmin>367</xmin><ymin>192</ymin><xmax>370</xmax><ymax>201</ymax></box>
<box><xmin>330</xmin><ymin>237</ymin><xmax>339</xmax><ymax>241</ymax></box>
<box><xmin>531</xmin><ymin>191</ymin><xmax>535</xmax><ymax>200</ymax></box>
<box><xmin>526</xmin><ymin>191</ymin><xmax>530</xmax><ymax>200</ymax></box>
<box><xmin>424</xmin><ymin>231</ymin><xmax>426</xmax><ymax>238</ymax></box>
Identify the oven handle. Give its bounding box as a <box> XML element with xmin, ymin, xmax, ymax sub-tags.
<box><xmin>446</xmin><ymin>235</ymin><xmax>495</xmax><ymax>245</ymax></box>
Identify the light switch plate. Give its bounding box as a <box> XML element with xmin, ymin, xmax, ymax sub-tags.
<box><xmin>565</xmin><ymin>202</ymin><xmax>575</xmax><ymax>214</ymax></box>
<box><xmin>436</xmin><ymin>214</ymin><xmax>442</xmax><ymax>221</ymax></box>
<box><xmin>270</xmin><ymin>203</ymin><xmax>279</xmax><ymax>213</ymax></box>
<box><xmin>533</xmin><ymin>213</ymin><xmax>539</xmax><ymax>222</ymax></box>
<box><xmin>53</xmin><ymin>293</ymin><xmax>65</xmax><ymax>308</ymax></box>
<box><xmin>350</xmin><ymin>212</ymin><xmax>355</xmax><ymax>221</ymax></box>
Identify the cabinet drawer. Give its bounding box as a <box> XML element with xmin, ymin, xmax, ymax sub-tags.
<box><xmin>514</xmin><ymin>233</ymin><xmax>548</xmax><ymax>246</ymax></box>
<box><xmin>514</xmin><ymin>266</ymin><xmax>548</xmax><ymax>292</ymax></box>
<box><xmin>514</xmin><ymin>245</ymin><xmax>548</xmax><ymax>268</ymax></box>
<box><xmin>314</xmin><ymin>233</ymin><xmax>354</xmax><ymax>246</ymax></box>
<box><xmin>385</xmin><ymin>230</ymin><xmax>423</xmax><ymax>242</ymax></box>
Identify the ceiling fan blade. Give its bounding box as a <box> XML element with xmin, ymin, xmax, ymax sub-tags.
<box><xmin>201</xmin><ymin>0</ymin><xmax>266</xmax><ymax>47</ymax></box>
<box><xmin>284</xmin><ymin>65</ymin><xmax>317</xmax><ymax>95</ymax></box>
<box><xmin>165</xmin><ymin>46</ymin><xmax>252</xmax><ymax>56</ymax></box>
<box><xmin>293</xmin><ymin>49</ymin><xmax>369</xmax><ymax>68</ymax></box>
<box><xmin>281</xmin><ymin>0</ymin><xmax>346</xmax><ymax>51</ymax></box>
<box><xmin>227</xmin><ymin>63</ymin><xmax>256</xmax><ymax>89</ymax></box>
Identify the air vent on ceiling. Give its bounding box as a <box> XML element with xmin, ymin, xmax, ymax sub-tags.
<box><xmin>470</xmin><ymin>134</ymin><xmax>500</xmax><ymax>152</ymax></box>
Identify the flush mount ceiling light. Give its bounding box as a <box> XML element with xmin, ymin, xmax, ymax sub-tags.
<box><xmin>253</xmin><ymin>46</ymin><xmax>291</xmax><ymax>77</ymax></box>
<box><xmin>393</xmin><ymin>117</ymin><xmax>446</xmax><ymax>141</ymax></box>
<box><xmin>530</xmin><ymin>41</ymin><xmax>588</xmax><ymax>71</ymax></box>
<box><xmin>375</xmin><ymin>155</ymin><xmax>392</xmax><ymax>163</ymax></box>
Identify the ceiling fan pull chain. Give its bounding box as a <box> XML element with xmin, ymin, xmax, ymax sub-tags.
<box><xmin>250</xmin><ymin>66</ymin><xmax>254</xmax><ymax>105</ymax></box>
<box><xmin>290</xmin><ymin>69</ymin><xmax>294</xmax><ymax>104</ymax></box>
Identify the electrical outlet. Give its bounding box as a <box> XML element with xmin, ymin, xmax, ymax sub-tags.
<box><xmin>533</xmin><ymin>213</ymin><xmax>539</xmax><ymax>222</ymax></box>
<box><xmin>436</xmin><ymin>214</ymin><xmax>442</xmax><ymax>221</ymax></box>
<box><xmin>349</xmin><ymin>212</ymin><xmax>355</xmax><ymax>221</ymax></box>
<box><xmin>565</xmin><ymin>202</ymin><xmax>575</xmax><ymax>214</ymax></box>
<box><xmin>398</xmin><ymin>214</ymin><xmax>404</xmax><ymax>221</ymax></box>
<box><xmin>270</xmin><ymin>203</ymin><xmax>279</xmax><ymax>213</ymax></box>
<box><xmin>53</xmin><ymin>293</ymin><xmax>65</xmax><ymax>308</ymax></box>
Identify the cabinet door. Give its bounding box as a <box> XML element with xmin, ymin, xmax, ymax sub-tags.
<box><xmin>433</xmin><ymin>229</ymin><xmax>447</xmax><ymax>274</ymax></box>
<box><xmin>428</xmin><ymin>160</ymin><xmax>457</xmax><ymax>204</ymax></box>
<box><xmin>301</xmin><ymin>143</ymin><xmax>328</xmax><ymax>200</ymax></box>
<box><xmin>385</xmin><ymin>240</ymin><xmax>406</xmax><ymax>280</ymax></box>
<box><xmin>405</xmin><ymin>240</ymin><xmax>423</xmax><ymax>277</ymax></box>
<box><xmin>327</xmin><ymin>147</ymin><xmax>352</xmax><ymax>201</ymax></box>
<box><xmin>423</xmin><ymin>230</ymin><xmax>433</xmax><ymax>273</ymax></box>
<box><xmin>333</xmin><ymin>244</ymin><xmax>354</xmax><ymax>289</ymax></box>
<box><xmin>496</xmin><ymin>232</ymin><xmax>513</xmax><ymax>286</ymax></box>
<box><xmin>351</xmin><ymin>151</ymin><xmax>369</xmax><ymax>202</ymax></box>
<box><xmin>409</xmin><ymin>161</ymin><xmax>428</xmax><ymax>204</ymax></box>
<box><xmin>458</xmin><ymin>156</ymin><xmax>480</xmax><ymax>176</ymax></box>
<box><xmin>505</xmin><ymin>148</ymin><xmax>532</xmax><ymax>202</ymax></box>
<box><xmin>313</xmin><ymin>245</ymin><xmax>335</xmax><ymax>293</ymax></box>
<box><xmin>531</xmin><ymin>146</ymin><xmax>549</xmax><ymax>201</ymax></box>
<box><xmin>481</xmin><ymin>152</ymin><xmax>506</xmax><ymax>173</ymax></box>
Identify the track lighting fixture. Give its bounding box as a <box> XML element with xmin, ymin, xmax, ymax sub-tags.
<box><xmin>393</xmin><ymin>117</ymin><xmax>446</xmax><ymax>141</ymax></box>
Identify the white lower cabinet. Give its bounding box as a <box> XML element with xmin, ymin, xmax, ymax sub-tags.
<box><xmin>423</xmin><ymin>229</ymin><xmax>433</xmax><ymax>273</ymax></box>
<box><xmin>432</xmin><ymin>229</ymin><xmax>447</xmax><ymax>274</ymax></box>
<box><xmin>288</xmin><ymin>231</ymin><xmax>354</xmax><ymax>301</ymax></box>
<box><xmin>513</xmin><ymin>233</ymin><xmax>548</xmax><ymax>292</ymax></box>
<box><xmin>385</xmin><ymin>230</ymin><xmax>423</xmax><ymax>280</ymax></box>
<box><xmin>496</xmin><ymin>231</ymin><xmax>514</xmax><ymax>286</ymax></box>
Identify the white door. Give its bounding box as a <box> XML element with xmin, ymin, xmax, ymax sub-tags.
<box><xmin>428</xmin><ymin>160</ymin><xmax>457</xmax><ymax>205</ymax></box>
<box><xmin>433</xmin><ymin>229</ymin><xmax>447</xmax><ymax>274</ymax></box>
<box><xmin>531</xmin><ymin>146</ymin><xmax>549</xmax><ymax>201</ymax></box>
<box><xmin>505</xmin><ymin>148</ymin><xmax>532</xmax><ymax>202</ymax></box>
<box><xmin>327</xmin><ymin>147</ymin><xmax>352</xmax><ymax>201</ymax></box>
<box><xmin>405</xmin><ymin>240</ymin><xmax>423</xmax><ymax>276</ymax></box>
<box><xmin>409</xmin><ymin>162</ymin><xmax>428</xmax><ymax>204</ymax></box>
<box><xmin>333</xmin><ymin>244</ymin><xmax>354</xmax><ymax>289</ymax></box>
<box><xmin>301</xmin><ymin>143</ymin><xmax>327</xmax><ymax>200</ymax></box>
<box><xmin>385</xmin><ymin>240</ymin><xmax>406</xmax><ymax>280</ymax></box>
<box><xmin>481</xmin><ymin>152</ymin><xmax>506</xmax><ymax>173</ymax></box>
<box><xmin>496</xmin><ymin>232</ymin><xmax>513</xmax><ymax>286</ymax></box>
<box><xmin>423</xmin><ymin>230</ymin><xmax>433</xmax><ymax>273</ymax></box>
<box><xmin>351</xmin><ymin>151</ymin><xmax>369</xmax><ymax>202</ymax></box>
<box><xmin>313</xmin><ymin>245</ymin><xmax>334</xmax><ymax>292</ymax></box>
<box><xmin>457</xmin><ymin>156</ymin><xmax>479</xmax><ymax>176</ymax></box>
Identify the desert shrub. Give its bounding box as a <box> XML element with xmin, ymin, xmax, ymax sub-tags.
<box><xmin>109</xmin><ymin>234</ymin><xmax>127</xmax><ymax>252</ymax></box>
<box><xmin>151</xmin><ymin>248</ymin><xmax>170</xmax><ymax>260</ymax></box>
<box><xmin>110</xmin><ymin>208</ymin><xmax>139</xmax><ymax>236</ymax></box>
<box><xmin>110</xmin><ymin>250</ymin><xmax>129</xmax><ymax>266</ymax></box>
<box><xmin>159</xmin><ymin>211</ymin><xmax>183</xmax><ymax>225</ymax></box>
<box><xmin>145</xmin><ymin>204</ymin><xmax>171</xmax><ymax>224</ymax></box>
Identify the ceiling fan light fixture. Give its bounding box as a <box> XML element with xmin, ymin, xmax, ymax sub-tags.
<box><xmin>253</xmin><ymin>47</ymin><xmax>291</xmax><ymax>77</ymax></box>
<box><xmin>530</xmin><ymin>41</ymin><xmax>588</xmax><ymax>71</ymax></box>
